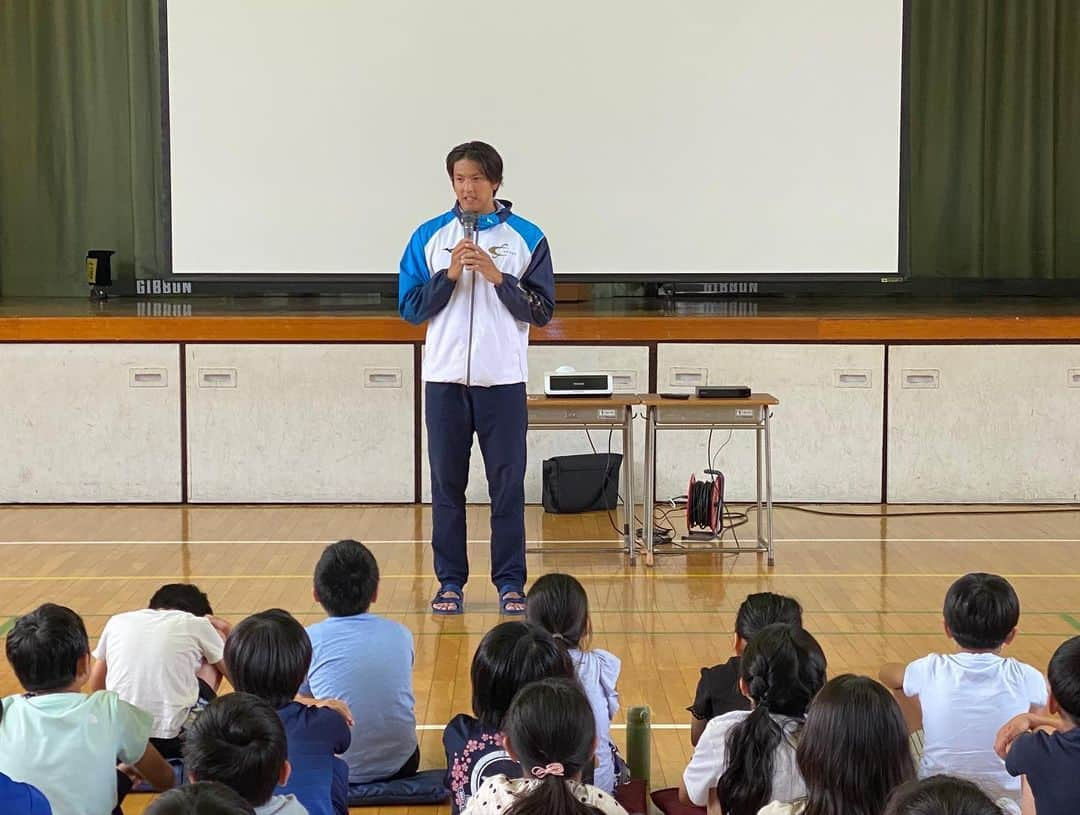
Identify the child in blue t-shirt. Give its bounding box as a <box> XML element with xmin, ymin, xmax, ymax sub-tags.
<box><xmin>300</xmin><ymin>540</ymin><xmax>419</xmax><ymax>786</ymax></box>
<box><xmin>225</xmin><ymin>608</ymin><xmax>352</xmax><ymax>815</ymax></box>
<box><xmin>0</xmin><ymin>771</ymin><xmax>51</xmax><ymax>815</ymax></box>
<box><xmin>997</xmin><ymin>635</ymin><xmax>1080</xmax><ymax>815</ymax></box>
<box><xmin>444</xmin><ymin>621</ymin><xmax>575</xmax><ymax>815</ymax></box>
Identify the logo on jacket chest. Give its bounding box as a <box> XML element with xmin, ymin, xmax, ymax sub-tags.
<box><xmin>488</xmin><ymin>243</ymin><xmax>514</xmax><ymax>258</ymax></box>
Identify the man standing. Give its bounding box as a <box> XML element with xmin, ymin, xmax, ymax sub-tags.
<box><xmin>399</xmin><ymin>141</ymin><xmax>555</xmax><ymax>615</ymax></box>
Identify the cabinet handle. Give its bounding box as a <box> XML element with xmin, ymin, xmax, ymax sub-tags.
<box><xmin>198</xmin><ymin>368</ymin><xmax>238</xmax><ymax>388</ymax></box>
<box><xmin>834</xmin><ymin>370</ymin><xmax>871</xmax><ymax>388</ymax></box>
<box><xmin>364</xmin><ymin>368</ymin><xmax>403</xmax><ymax>388</ymax></box>
<box><xmin>1069</xmin><ymin>369</ymin><xmax>1080</xmax><ymax>388</ymax></box>
<box><xmin>670</xmin><ymin>368</ymin><xmax>705</xmax><ymax>386</ymax></box>
<box><xmin>129</xmin><ymin>368</ymin><xmax>168</xmax><ymax>388</ymax></box>
<box><xmin>611</xmin><ymin>372</ymin><xmax>636</xmax><ymax>391</ymax></box>
<box><xmin>902</xmin><ymin>369</ymin><xmax>940</xmax><ymax>389</ymax></box>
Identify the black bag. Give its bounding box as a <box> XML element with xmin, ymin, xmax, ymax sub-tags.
<box><xmin>542</xmin><ymin>452</ymin><xmax>623</xmax><ymax>514</ymax></box>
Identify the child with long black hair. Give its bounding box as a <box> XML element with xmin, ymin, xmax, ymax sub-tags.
<box><xmin>758</xmin><ymin>674</ymin><xmax>915</xmax><ymax>815</ymax></box>
<box><xmin>463</xmin><ymin>678</ymin><xmax>627</xmax><ymax>815</ymax></box>
<box><xmin>679</xmin><ymin>624</ymin><xmax>827</xmax><ymax>815</ymax></box>
<box><xmin>444</xmin><ymin>622</ymin><xmax>575</xmax><ymax>815</ymax></box>
<box><xmin>526</xmin><ymin>573</ymin><xmax>625</xmax><ymax>793</ymax></box>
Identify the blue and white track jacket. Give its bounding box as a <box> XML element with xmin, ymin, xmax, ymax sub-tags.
<box><xmin>398</xmin><ymin>200</ymin><xmax>555</xmax><ymax>387</ymax></box>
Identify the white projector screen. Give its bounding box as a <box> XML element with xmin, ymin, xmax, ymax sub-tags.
<box><xmin>165</xmin><ymin>1</ymin><xmax>904</xmax><ymax>279</ymax></box>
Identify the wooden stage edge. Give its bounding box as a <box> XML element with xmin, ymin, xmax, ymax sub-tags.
<box><xmin>3</xmin><ymin>314</ymin><xmax>1080</xmax><ymax>342</ymax></box>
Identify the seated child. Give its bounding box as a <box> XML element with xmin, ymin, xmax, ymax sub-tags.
<box><xmin>146</xmin><ymin>781</ymin><xmax>256</xmax><ymax>815</ymax></box>
<box><xmin>445</xmin><ymin>621</ymin><xmax>574</xmax><ymax>815</ymax></box>
<box><xmin>463</xmin><ymin>677</ymin><xmax>628</xmax><ymax>815</ymax></box>
<box><xmin>879</xmin><ymin>572</ymin><xmax>1048</xmax><ymax>802</ymax></box>
<box><xmin>89</xmin><ymin>583</ymin><xmax>230</xmax><ymax>759</ymax></box>
<box><xmin>0</xmin><ymin>603</ymin><xmax>175</xmax><ymax>815</ymax></box>
<box><xmin>526</xmin><ymin>572</ymin><xmax>625</xmax><ymax>793</ymax></box>
<box><xmin>757</xmin><ymin>674</ymin><xmax>915</xmax><ymax>815</ymax></box>
<box><xmin>883</xmin><ymin>775</ymin><xmax>1005</xmax><ymax>815</ymax></box>
<box><xmin>226</xmin><ymin>608</ymin><xmax>352</xmax><ymax>815</ymax></box>
<box><xmin>680</xmin><ymin>624</ymin><xmax>827</xmax><ymax>815</ymax></box>
<box><xmin>687</xmin><ymin>592</ymin><xmax>803</xmax><ymax>746</ymax></box>
<box><xmin>996</xmin><ymin>634</ymin><xmax>1080</xmax><ymax>815</ymax></box>
<box><xmin>300</xmin><ymin>539</ymin><xmax>418</xmax><ymax>785</ymax></box>
<box><xmin>0</xmin><ymin>770</ymin><xmax>51</xmax><ymax>815</ymax></box>
<box><xmin>184</xmin><ymin>692</ymin><xmax>308</xmax><ymax>815</ymax></box>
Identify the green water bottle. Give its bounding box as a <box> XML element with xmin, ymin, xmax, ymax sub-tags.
<box><xmin>626</xmin><ymin>705</ymin><xmax>651</xmax><ymax>783</ymax></box>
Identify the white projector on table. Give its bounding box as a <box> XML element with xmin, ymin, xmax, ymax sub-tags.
<box><xmin>543</xmin><ymin>367</ymin><xmax>613</xmax><ymax>397</ymax></box>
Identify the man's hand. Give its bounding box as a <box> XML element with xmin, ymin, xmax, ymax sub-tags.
<box><xmin>446</xmin><ymin>240</ymin><xmax>471</xmax><ymax>282</ymax></box>
<box><xmin>461</xmin><ymin>241</ymin><xmax>503</xmax><ymax>285</ymax></box>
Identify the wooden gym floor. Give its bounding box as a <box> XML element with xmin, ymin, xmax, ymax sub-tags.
<box><xmin>1</xmin><ymin>502</ymin><xmax>1079</xmax><ymax>814</ymax></box>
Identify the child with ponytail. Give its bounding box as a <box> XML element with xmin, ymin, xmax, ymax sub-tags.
<box><xmin>679</xmin><ymin>624</ymin><xmax>827</xmax><ymax>815</ymax></box>
<box><xmin>463</xmin><ymin>678</ymin><xmax>628</xmax><ymax>815</ymax></box>
<box><xmin>526</xmin><ymin>572</ymin><xmax>625</xmax><ymax>793</ymax></box>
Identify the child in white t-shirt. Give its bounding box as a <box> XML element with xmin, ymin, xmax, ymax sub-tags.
<box><xmin>880</xmin><ymin>572</ymin><xmax>1048</xmax><ymax>803</ymax></box>
<box><xmin>89</xmin><ymin>583</ymin><xmax>230</xmax><ymax>759</ymax></box>
<box><xmin>680</xmin><ymin>625</ymin><xmax>827</xmax><ymax>815</ymax></box>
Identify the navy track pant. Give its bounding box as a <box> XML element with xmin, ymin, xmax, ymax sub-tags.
<box><xmin>426</xmin><ymin>381</ymin><xmax>527</xmax><ymax>591</ymax></box>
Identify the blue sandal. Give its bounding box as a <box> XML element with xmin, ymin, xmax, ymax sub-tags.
<box><xmin>499</xmin><ymin>586</ymin><xmax>526</xmax><ymax>616</ymax></box>
<box><xmin>431</xmin><ymin>585</ymin><xmax>464</xmax><ymax>616</ymax></box>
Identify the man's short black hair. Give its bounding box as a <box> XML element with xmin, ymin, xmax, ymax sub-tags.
<box><xmin>943</xmin><ymin>573</ymin><xmax>1020</xmax><ymax>650</ymax></box>
<box><xmin>146</xmin><ymin>781</ymin><xmax>256</xmax><ymax>815</ymax></box>
<box><xmin>5</xmin><ymin>603</ymin><xmax>88</xmax><ymax>693</ymax></box>
<box><xmin>149</xmin><ymin>583</ymin><xmax>213</xmax><ymax>617</ymax></box>
<box><xmin>183</xmin><ymin>693</ymin><xmax>287</xmax><ymax>807</ymax></box>
<box><xmin>314</xmin><ymin>539</ymin><xmax>379</xmax><ymax>617</ymax></box>
<box><xmin>1048</xmin><ymin>635</ymin><xmax>1080</xmax><ymax>724</ymax></box>
<box><xmin>225</xmin><ymin>609</ymin><xmax>312</xmax><ymax>708</ymax></box>
<box><xmin>446</xmin><ymin>141</ymin><xmax>503</xmax><ymax>190</ymax></box>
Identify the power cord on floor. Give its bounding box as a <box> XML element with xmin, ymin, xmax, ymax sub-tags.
<box><xmin>773</xmin><ymin>504</ymin><xmax>1080</xmax><ymax>518</ymax></box>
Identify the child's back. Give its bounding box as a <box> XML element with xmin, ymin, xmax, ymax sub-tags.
<box><xmin>92</xmin><ymin>601</ymin><xmax>225</xmax><ymax>740</ymax></box>
<box><xmin>907</xmin><ymin>651</ymin><xmax>1045</xmax><ymax>797</ymax></box>
<box><xmin>570</xmin><ymin>647</ymin><xmax>620</xmax><ymax>792</ymax></box>
<box><xmin>897</xmin><ymin>574</ymin><xmax>1047</xmax><ymax>801</ymax></box>
<box><xmin>226</xmin><ymin>609</ymin><xmax>352</xmax><ymax>815</ymax></box>
<box><xmin>526</xmin><ymin>573</ymin><xmax>623</xmax><ymax>793</ymax></box>
<box><xmin>303</xmin><ymin>540</ymin><xmax>417</xmax><ymax>784</ymax></box>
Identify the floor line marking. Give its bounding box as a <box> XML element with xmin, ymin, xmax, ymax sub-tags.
<box><xmin>1061</xmin><ymin>614</ymin><xmax>1080</xmax><ymax>632</ymax></box>
<box><xmin>2</xmin><ymin>572</ymin><xmax>1079</xmax><ymax>582</ymax></box>
<box><xmin>1</xmin><ymin>537</ymin><xmax>1079</xmax><ymax>546</ymax></box>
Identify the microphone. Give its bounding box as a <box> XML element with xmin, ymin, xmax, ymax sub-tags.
<box><xmin>460</xmin><ymin>211</ymin><xmax>478</xmax><ymax>272</ymax></box>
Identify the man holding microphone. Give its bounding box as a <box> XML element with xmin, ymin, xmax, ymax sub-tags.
<box><xmin>398</xmin><ymin>141</ymin><xmax>555</xmax><ymax>615</ymax></box>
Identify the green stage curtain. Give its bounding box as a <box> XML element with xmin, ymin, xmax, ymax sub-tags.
<box><xmin>909</xmin><ymin>0</ymin><xmax>1080</xmax><ymax>278</ymax></box>
<box><xmin>0</xmin><ymin>0</ymin><xmax>163</xmax><ymax>296</ymax></box>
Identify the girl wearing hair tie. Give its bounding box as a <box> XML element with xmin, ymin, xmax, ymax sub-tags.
<box><xmin>679</xmin><ymin>624</ymin><xmax>827</xmax><ymax>815</ymax></box>
<box><xmin>462</xmin><ymin>678</ymin><xmax>627</xmax><ymax>815</ymax></box>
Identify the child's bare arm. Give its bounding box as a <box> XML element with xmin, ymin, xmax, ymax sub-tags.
<box><xmin>878</xmin><ymin>662</ymin><xmax>907</xmax><ymax>691</ymax></box>
<box><xmin>88</xmin><ymin>659</ymin><xmax>108</xmax><ymax>692</ymax></box>
<box><xmin>690</xmin><ymin>716</ymin><xmax>707</xmax><ymax>747</ymax></box>
<box><xmin>131</xmin><ymin>742</ymin><xmax>176</xmax><ymax>791</ymax></box>
<box><xmin>995</xmin><ymin>711</ymin><xmax>1064</xmax><ymax>758</ymax></box>
<box><xmin>296</xmin><ymin>695</ymin><xmax>355</xmax><ymax>726</ymax></box>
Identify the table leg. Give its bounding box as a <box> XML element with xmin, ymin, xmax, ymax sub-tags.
<box><xmin>764</xmin><ymin>407</ymin><xmax>775</xmax><ymax>566</ymax></box>
<box><xmin>623</xmin><ymin>407</ymin><xmax>636</xmax><ymax>564</ymax></box>
<box><xmin>643</xmin><ymin>407</ymin><xmax>656</xmax><ymax>567</ymax></box>
<box><xmin>756</xmin><ymin>422</ymin><xmax>764</xmax><ymax>546</ymax></box>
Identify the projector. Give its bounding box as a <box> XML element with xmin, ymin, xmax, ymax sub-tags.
<box><xmin>544</xmin><ymin>371</ymin><xmax>613</xmax><ymax>397</ymax></box>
